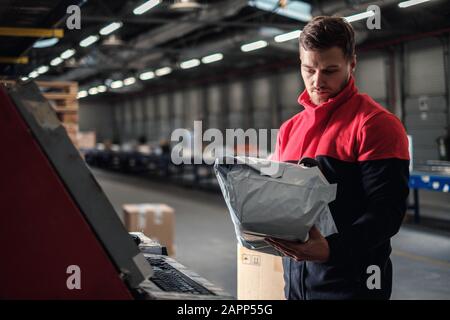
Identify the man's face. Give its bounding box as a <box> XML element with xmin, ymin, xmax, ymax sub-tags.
<box><xmin>300</xmin><ymin>46</ymin><xmax>356</xmax><ymax>105</ymax></box>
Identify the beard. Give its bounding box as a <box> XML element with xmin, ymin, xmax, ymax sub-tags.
<box><xmin>308</xmin><ymin>72</ymin><xmax>351</xmax><ymax>105</ymax></box>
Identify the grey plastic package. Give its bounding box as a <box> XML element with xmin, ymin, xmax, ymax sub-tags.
<box><xmin>214</xmin><ymin>156</ymin><xmax>338</xmax><ymax>256</ymax></box>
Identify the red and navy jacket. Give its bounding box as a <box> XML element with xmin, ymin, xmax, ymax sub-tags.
<box><xmin>271</xmin><ymin>76</ymin><xmax>410</xmax><ymax>300</ymax></box>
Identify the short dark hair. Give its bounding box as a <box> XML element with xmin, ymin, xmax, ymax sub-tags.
<box><xmin>299</xmin><ymin>16</ymin><xmax>355</xmax><ymax>60</ymax></box>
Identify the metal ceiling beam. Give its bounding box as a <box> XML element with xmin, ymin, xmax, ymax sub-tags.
<box><xmin>0</xmin><ymin>56</ymin><xmax>29</xmax><ymax>64</ymax></box>
<box><xmin>130</xmin><ymin>0</ymin><xmax>250</xmax><ymax>50</ymax></box>
<box><xmin>56</xmin><ymin>0</ymin><xmax>250</xmax><ymax>81</ymax></box>
<box><xmin>177</xmin><ymin>27</ymin><xmax>286</xmax><ymax>60</ymax></box>
<box><xmin>0</xmin><ymin>27</ymin><xmax>64</xmax><ymax>38</ymax></box>
<box><xmin>313</xmin><ymin>0</ymin><xmax>399</xmax><ymax>17</ymax></box>
<box><xmin>82</xmin><ymin>15</ymin><xmax>300</xmax><ymax>30</ymax></box>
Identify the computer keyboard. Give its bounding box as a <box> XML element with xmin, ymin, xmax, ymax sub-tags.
<box><xmin>146</xmin><ymin>257</ymin><xmax>215</xmax><ymax>295</ymax></box>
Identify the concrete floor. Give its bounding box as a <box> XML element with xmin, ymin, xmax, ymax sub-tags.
<box><xmin>92</xmin><ymin>168</ymin><xmax>450</xmax><ymax>300</ymax></box>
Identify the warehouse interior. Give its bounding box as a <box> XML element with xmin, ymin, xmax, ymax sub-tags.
<box><xmin>0</xmin><ymin>0</ymin><xmax>449</xmax><ymax>300</ymax></box>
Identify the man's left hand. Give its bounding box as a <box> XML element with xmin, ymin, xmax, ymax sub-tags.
<box><xmin>265</xmin><ymin>226</ymin><xmax>330</xmax><ymax>263</ymax></box>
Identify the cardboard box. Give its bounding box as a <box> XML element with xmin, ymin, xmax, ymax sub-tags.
<box><xmin>77</xmin><ymin>131</ymin><xmax>96</xmax><ymax>149</ymax></box>
<box><xmin>123</xmin><ymin>204</ymin><xmax>175</xmax><ymax>256</ymax></box>
<box><xmin>237</xmin><ymin>245</ymin><xmax>285</xmax><ymax>300</ymax></box>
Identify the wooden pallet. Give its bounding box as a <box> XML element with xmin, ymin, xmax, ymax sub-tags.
<box><xmin>39</xmin><ymin>81</ymin><xmax>79</xmax><ymax>147</ymax></box>
<box><xmin>0</xmin><ymin>80</ymin><xmax>78</xmax><ymax>111</ymax></box>
<box><xmin>36</xmin><ymin>81</ymin><xmax>79</xmax><ymax>112</ymax></box>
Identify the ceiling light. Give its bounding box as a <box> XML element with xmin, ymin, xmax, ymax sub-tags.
<box><xmin>20</xmin><ymin>77</ymin><xmax>28</xmax><ymax>81</ymax></box>
<box><xmin>99</xmin><ymin>22</ymin><xmax>123</xmax><ymax>36</ymax></box>
<box><xmin>139</xmin><ymin>71</ymin><xmax>155</xmax><ymax>80</ymax></box>
<box><xmin>88</xmin><ymin>87</ymin><xmax>99</xmax><ymax>95</ymax></box>
<box><xmin>29</xmin><ymin>71</ymin><xmax>39</xmax><ymax>78</ymax></box>
<box><xmin>33</xmin><ymin>37</ymin><xmax>59</xmax><ymax>48</ymax></box>
<box><xmin>274</xmin><ymin>30</ymin><xmax>301</xmax><ymax>43</ymax></box>
<box><xmin>110</xmin><ymin>80</ymin><xmax>124</xmax><ymax>89</ymax></box>
<box><xmin>77</xmin><ymin>90</ymin><xmax>88</xmax><ymax>99</ymax></box>
<box><xmin>155</xmin><ymin>67</ymin><xmax>172</xmax><ymax>76</ymax></box>
<box><xmin>344</xmin><ymin>10</ymin><xmax>375</xmax><ymax>23</ymax></box>
<box><xmin>97</xmin><ymin>85</ymin><xmax>107</xmax><ymax>92</ymax></box>
<box><xmin>180</xmin><ymin>58</ymin><xmax>200</xmax><ymax>69</ymax></box>
<box><xmin>37</xmin><ymin>65</ymin><xmax>49</xmax><ymax>74</ymax></box>
<box><xmin>170</xmin><ymin>0</ymin><xmax>202</xmax><ymax>11</ymax></box>
<box><xmin>60</xmin><ymin>49</ymin><xmax>76</xmax><ymax>59</ymax></box>
<box><xmin>50</xmin><ymin>57</ymin><xmax>63</xmax><ymax>66</ymax></box>
<box><xmin>201</xmin><ymin>53</ymin><xmax>223</xmax><ymax>64</ymax></box>
<box><xmin>133</xmin><ymin>0</ymin><xmax>161</xmax><ymax>15</ymax></box>
<box><xmin>398</xmin><ymin>0</ymin><xmax>431</xmax><ymax>8</ymax></box>
<box><xmin>124</xmin><ymin>77</ymin><xmax>136</xmax><ymax>86</ymax></box>
<box><xmin>241</xmin><ymin>40</ymin><xmax>268</xmax><ymax>52</ymax></box>
<box><xmin>248</xmin><ymin>0</ymin><xmax>311</xmax><ymax>22</ymax></box>
<box><xmin>80</xmin><ymin>35</ymin><xmax>99</xmax><ymax>47</ymax></box>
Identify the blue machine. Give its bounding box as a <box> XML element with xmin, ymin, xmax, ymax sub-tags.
<box><xmin>409</xmin><ymin>167</ymin><xmax>450</xmax><ymax>223</ymax></box>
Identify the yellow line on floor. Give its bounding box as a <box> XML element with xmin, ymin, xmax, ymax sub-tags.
<box><xmin>392</xmin><ymin>249</ymin><xmax>450</xmax><ymax>269</ymax></box>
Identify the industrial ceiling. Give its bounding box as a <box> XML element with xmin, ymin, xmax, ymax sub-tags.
<box><xmin>0</xmin><ymin>0</ymin><xmax>449</xmax><ymax>97</ymax></box>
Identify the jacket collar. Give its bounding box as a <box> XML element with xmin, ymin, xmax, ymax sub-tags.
<box><xmin>297</xmin><ymin>75</ymin><xmax>357</xmax><ymax>115</ymax></box>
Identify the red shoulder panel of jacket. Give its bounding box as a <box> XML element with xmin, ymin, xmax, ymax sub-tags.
<box><xmin>272</xmin><ymin>91</ymin><xmax>410</xmax><ymax>163</ymax></box>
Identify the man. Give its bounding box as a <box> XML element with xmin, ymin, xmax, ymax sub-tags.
<box><xmin>266</xmin><ymin>16</ymin><xmax>410</xmax><ymax>300</ymax></box>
